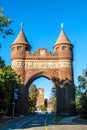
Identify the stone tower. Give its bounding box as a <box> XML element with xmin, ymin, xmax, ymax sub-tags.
<box><xmin>36</xmin><ymin>88</ymin><xmax>44</xmax><ymax>110</ymax></box>
<box><xmin>54</xmin><ymin>23</ymin><xmax>73</xmax><ymax>82</ymax></box>
<box><xmin>11</xmin><ymin>24</ymin><xmax>31</xmax><ymax>84</ymax></box>
<box><xmin>11</xmin><ymin>23</ymin><xmax>76</xmax><ymax>116</ymax></box>
<box><xmin>53</xmin><ymin>24</ymin><xmax>75</xmax><ymax>115</ymax></box>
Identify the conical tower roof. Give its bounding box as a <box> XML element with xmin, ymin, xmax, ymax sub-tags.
<box><xmin>12</xmin><ymin>23</ymin><xmax>30</xmax><ymax>46</ymax></box>
<box><xmin>55</xmin><ymin>23</ymin><xmax>71</xmax><ymax>45</ymax></box>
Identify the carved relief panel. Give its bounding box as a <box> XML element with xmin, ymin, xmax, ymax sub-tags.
<box><xmin>12</xmin><ymin>60</ymin><xmax>71</xmax><ymax>69</ymax></box>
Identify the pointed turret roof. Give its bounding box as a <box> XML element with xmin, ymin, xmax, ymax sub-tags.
<box><xmin>13</xmin><ymin>23</ymin><xmax>30</xmax><ymax>45</ymax></box>
<box><xmin>55</xmin><ymin>23</ymin><xmax>71</xmax><ymax>45</ymax></box>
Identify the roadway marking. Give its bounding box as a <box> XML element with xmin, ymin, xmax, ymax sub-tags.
<box><xmin>16</xmin><ymin>116</ymin><xmax>36</xmax><ymax>129</ymax></box>
<box><xmin>8</xmin><ymin>117</ymin><xmax>36</xmax><ymax>130</ymax></box>
<box><xmin>44</xmin><ymin>116</ymin><xmax>48</xmax><ymax>130</ymax></box>
<box><xmin>45</xmin><ymin>126</ymin><xmax>48</xmax><ymax>130</ymax></box>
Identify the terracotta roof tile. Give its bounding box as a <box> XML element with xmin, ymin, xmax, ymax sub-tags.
<box><xmin>55</xmin><ymin>28</ymin><xmax>71</xmax><ymax>45</ymax></box>
<box><xmin>13</xmin><ymin>28</ymin><xmax>29</xmax><ymax>44</ymax></box>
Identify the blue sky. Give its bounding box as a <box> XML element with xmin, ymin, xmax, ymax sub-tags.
<box><xmin>0</xmin><ymin>0</ymin><xmax>87</xmax><ymax>98</ymax></box>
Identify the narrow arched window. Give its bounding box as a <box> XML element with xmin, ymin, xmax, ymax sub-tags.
<box><xmin>62</xmin><ymin>46</ymin><xmax>66</xmax><ymax>50</ymax></box>
<box><xmin>39</xmin><ymin>90</ymin><xmax>42</xmax><ymax>94</ymax></box>
<box><xmin>17</xmin><ymin>46</ymin><xmax>22</xmax><ymax>50</ymax></box>
<box><xmin>70</xmin><ymin>47</ymin><xmax>72</xmax><ymax>51</ymax></box>
<box><xmin>56</xmin><ymin>47</ymin><xmax>59</xmax><ymax>51</ymax></box>
<box><xmin>25</xmin><ymin>47</ymin><xmax>29</xmax><ymax>51</ymax></box>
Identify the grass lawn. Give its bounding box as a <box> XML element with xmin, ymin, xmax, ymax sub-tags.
<box><xmin>72</xmin><ymin>117</ymin><xmax>87</xmax><ymax>124</ymax></box>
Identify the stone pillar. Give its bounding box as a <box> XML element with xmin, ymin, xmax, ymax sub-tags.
<box><xmin>56</xmin><ymin>86</ymin><xmax>67</xmax><ymax>116</ymax></box>
<box><xmin>15</xmin><ymin>85</ymin><xmax>28</xmax><ymax>116</ymax></box>
<box><xmin>56</xmin><ymin>85</ymin><xmax>61</xmax><ymax>115</ymax></box>
<box><xmin>55</xmin><ymin>79</ymin><xmax>76</xmax><ymax>116</ymax></box>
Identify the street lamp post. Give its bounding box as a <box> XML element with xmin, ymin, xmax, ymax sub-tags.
<box><xmin>12</xmin><ymin>82</ymin><xmax>15</xmax><ymax>119</ymax></box>
<box><xmin>12</xmin><ymin>83</ymin><xmax>19</xmax><ymax>119</ymax></box>
<box><xmin>10</xmin><ymin>78</ymin><xmax>19</xmax><ymax>119</ymax></box>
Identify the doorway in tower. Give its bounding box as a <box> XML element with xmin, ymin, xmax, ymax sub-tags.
<box><xmin>28</xmin><ymin>77</ymin><xmax>57</xmax><ymax>114</ymax></box>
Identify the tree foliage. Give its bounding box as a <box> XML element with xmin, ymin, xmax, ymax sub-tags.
<box><xmin>51</xmin><ymin>86</ymin><xmax>56</xmax><ymax>112</ymax></box>
<box><xmin>78</xmin><ymin>69</ymin><xmax>87</xmax><ymax>90</ymax></box>
<box><xmin>0</xmin><ymin>7</ymin><xmax>17</xmax><ymax>116</ymax></box>
<box><xmin>0</xmin><ymin>8</ymin><xmax>13</xmax><ymax>40</ymax></box>
<box><xmin>76</xmin><ymin>69</ymin><xmax>87</xmax><ymax>118</ymax></box>
<box><xmin>0</xmin><ymin>64</ymin><xmax>20</xmax><ymax>116</ymax></box>
<box><xmin>38</xmin><ymin>105</ymin><xmax>46</xmax><ymax>112</ymax></box>
<box><xmin>0</xmin><ymin>56</ymin><xmax>5</xmax><ymax>68</ymax></box>
<box><xmin>28</xmin><ymin>84</ymin><xmax>38</xmax><ymax>113</ymax></box>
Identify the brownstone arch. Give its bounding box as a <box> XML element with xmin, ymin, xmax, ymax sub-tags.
<box><xmin>26</xmin><ymin>71</ymin><xmax>54</xmax><ymax>87</ymax></box>
<box><xmin>11</xmin><ymin>24</ymin><xmax>76</xmax><ymax>116</ymax></box>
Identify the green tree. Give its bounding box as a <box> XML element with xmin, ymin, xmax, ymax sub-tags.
<box><xmin>38</xmin><ymin>105</ymin><xmax>46</xmax><ymax>112</ymax></box>
<box><xmin>0</xmin><ymin>65</ymin><xmax>20</xmax><ymax>116</ymax></box>
<box><xmin>51</xmin><ymin>86</ymin><xmax>56</xmax><ymax>112</ymax></box>
<box><xmin>28</xmin><ymin>84</ymin><xmax>38</xmax><ymax>113</ymax></box>
<box><xmin>0</xmin><ymin>7</ymin><xmax>17</xmax><ymax>116</ymax></box>
<box><xmin>76</xmin><ymin>69</ymin><xmax>87</xmax><ymax>118</ymax></box>
<box><xmin>0</xmin><ymin>56</ymin><xmax>5</xmax><ymax>68</ymax></box>
<box><xmin>78</xmin><ymin>69</ymin><xmax>87</xmax><ymax>96</ymax></box>
<box><xmin>0</xmin><ymin>8</ymin><xmax>13</xmax><ymax>40</ymax></box>
<box><xmin>0</xmin><ymin>7</ymin><xmax>13</xmax><ymax>49</ymax></box>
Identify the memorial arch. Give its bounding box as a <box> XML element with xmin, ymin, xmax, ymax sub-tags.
<box><xmin>11</xmin><ymin>24</ymin><xmax>76</xmax><ymax>116</ymax></box>
<box><xmin>26</xmin><ymin>71</ymin><xmax>54</xmax><ymax>87</ymax></box>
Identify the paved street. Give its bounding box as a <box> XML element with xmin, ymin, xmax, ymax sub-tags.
<box><xmin>0</xmin><ymin>114</ymin><xmax>55</xmax><ymax>130</ymax></box>
<box><xmin>0</xmin><ymin>114</ymin><xmax>87</xmax><ymax>130</ymax></box>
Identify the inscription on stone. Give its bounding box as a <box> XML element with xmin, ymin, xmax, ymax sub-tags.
<box><xmin>12</xmin><ymin>60</ymin><xmax>71</xmax><ymax>69</ymax></box>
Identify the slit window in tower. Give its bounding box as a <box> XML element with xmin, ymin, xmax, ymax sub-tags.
<box><xmin>17</xmin><ymin>46</ymin><xmax>22</xmax><ymax>50</ymax></box>
<box><xmin>56</xmin><ymin>47</ymin><xmax>59</xmax><ymax>51</ymax></box>
<box><xmin>25</xmin><ymin>47</ymin><xmax>29</xmax><ymax>51</ymax></box>
<box><xmin>70</xmin><ymin>47</ymin><xmax>72</xmax><ymax>51</ymax></box>
<box><xmin>62</xmin><ymin>46</ymin><xmax>66</xmax><ymax>50</ymax></box>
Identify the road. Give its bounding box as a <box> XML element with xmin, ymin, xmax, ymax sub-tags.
<box><xmin>0</xmin><ymin>114</ymin><xmax>87</xmax><ymax>130</ymax></box>
<box><xmin>0</xmin><ymin>113</ymin><xmax>55</xmax><ymax>130</ymax></box>
<box><xmin>20</xmin><ymin>113</ymin><xmax>55</xmax><ymax>130</ymax></box>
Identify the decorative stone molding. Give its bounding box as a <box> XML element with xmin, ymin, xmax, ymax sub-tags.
<box><xmin>12</xmin><ymin>60</ymin><xmax>71</xmax><ymax>69</ymax></box>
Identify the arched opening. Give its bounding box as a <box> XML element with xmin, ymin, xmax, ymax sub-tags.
<box><xmin>15</xmin><ymin>72</ymin><xmax>76</xmax><ymax>116</ymax></box>
<box><xmin>27</xmin><ymin>76</ymin><xmax>57</xmax><ymax>114</ymax></box>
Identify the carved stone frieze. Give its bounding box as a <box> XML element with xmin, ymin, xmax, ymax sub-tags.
<box><xmin>12</xmin><ymin>60</ymin><xmax>71</xmax><ymax>69</ymax></box>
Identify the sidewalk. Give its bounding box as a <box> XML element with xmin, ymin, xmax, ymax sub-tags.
<box><xmin>0</xmin><ymin>116</ymin><xmax>19</xmax><ymax>126</ymax></box>
<box><xmin>57</xmin><ymin>116</ymin><xmax>79</xmax><ymax>125</ymax></box>
<box><xmin>0</xmin><ymin>116</ymin><xmax>12</xmax><ymax>125</ymax></box>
